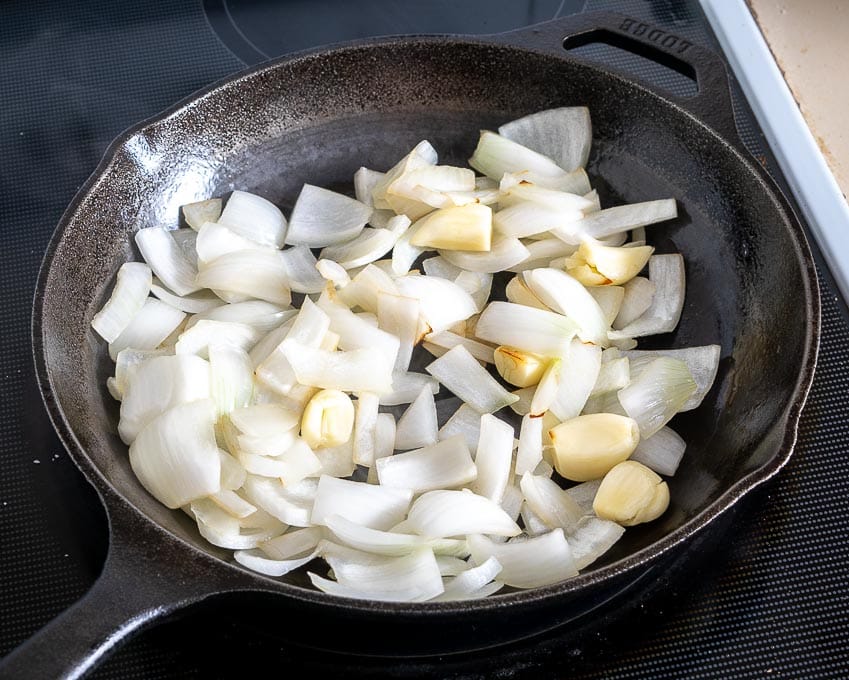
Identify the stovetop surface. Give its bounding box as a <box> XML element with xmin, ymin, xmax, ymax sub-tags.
<box><xmin>1</xmin><ymin>1</ymin><xmax>848</xmax><ymax>677</ymax></box>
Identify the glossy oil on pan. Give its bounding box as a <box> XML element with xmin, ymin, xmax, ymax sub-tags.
<box><xmin>10</xmin><ymin>12</ymin><xmax>818</xmax><ymax>679</ymax></box>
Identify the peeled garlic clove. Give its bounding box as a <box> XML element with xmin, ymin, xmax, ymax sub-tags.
<box><xmin>592</xmin><ymin>460</ymin><xmax>670</xmax><ymax>526</ymax></box>
<box><xmin>567</xmin><ymin>240</ymin><xmax>654</xmax><ymax>286</ymax></box>
<box><xmin>548</xmin><ymin>413</ymin><xmax>639</xmax><ymax>482</ymax></box>
<box><xmin>493</xmin><ymin>346</ymin><xmax>549</xmax><ymax>388</ymax></box>
<box><xmin>410</xmin><ymin>204</ymin><xmax>492</xmax><ymax>252</ymax></box>
<box><xmin>300</xmin><ymin>389</ymin><xmax>355</xmax><ymax>450</ymax></box>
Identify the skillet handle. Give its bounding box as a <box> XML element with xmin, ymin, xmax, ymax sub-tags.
<box><xmin>497</xmin><ymin>11</ymin><xmax>742</xmax><ymax>148</ymax></box>
<box><xmin>0</xmin><ymin>500</ymin><xmax>250</xmax><ymax>680</ymax></box>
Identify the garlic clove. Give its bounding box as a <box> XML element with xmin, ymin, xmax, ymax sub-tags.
<box><xmin>548</xmin><ymin>413</ymin><xmax>639</xmax><ymax>481</ymax></box>
<box><xmin>493</xmin><ymin>346</ymin><xmax>549</xmax><ymax>388</ymax></box>
<box><xmin>409</xmin><ymin>204</ymin><xmax>492</xmax><ymax>252</ymax></box>
<box><xmin>300</xmin><ymin>389</ymin><xmax>355</xmax><ymax>450</ymax></box>
<box><xmin>592</xmin><ymin>460</ymin><xmax>670</xmax><ymax>526</ymax></box>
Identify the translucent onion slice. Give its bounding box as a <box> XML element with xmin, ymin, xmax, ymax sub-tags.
<box><xmin>613</xmin><ymin>276</ymin><xmax>656</xmax><ymax>329</ymax></box>
<box><xmin>260</xmin><ymin>526</ymin><xmax>322</xmax><ymax>560</ymax></box>
<box><xmin>629</xmin><ymin>425</ymin><xmax>687</xmax><ymax>476</ymax></box>
<box><xmin>394</xmin><ymin>385</ymin><xmax>439</xmax><ymax>450</ymax></box>
<box><xmin>325</xmin><ymin>515</ymin><xmax>467</xmax><ymax>557</ymax></box>
<box><xmin>571</xmin><ymin>199</ymin><xmax>678</xmax><ymax>240</ymax></box>
<box><xmin>217</xmin><ymin>190</ymin><xmax>287</xmax><ymax>247</ymax></box>
<box><xmin>549</xmin><ymin>340</ymin><xmax>602</xmax><ymax>421</ymax></box>
<box><xmin>520</xmin><ymin>501</ymin><xmax>550</xmax><ymax>536</ymax></box>
<box><xmin>377</xmin><ymin>434</ymin><xmax>476</xmax><ymax>494</ymax></box>
<box><xmin>587</xmin><ymin>286</ymin><xmax>625</xmax><ymax>327</ymax></box>
<box><xmin>498</xmin><ymin>183</ymin><xmax>595</xmax><ymax>214</ymax></box>
<box><xmin>475</xmin><ymin>301</ymin><xmax>577</xmax><ymax>356</ymax></box>
<box><xmin>195</xmin><ymin>249</ymin><xmax>292</xmax><ymax>306</ymax></box>
<box><xmin>190</xmin><ymin>301</ymin><xmax>294</xmax><ymax>333</ymax></box>
<box><xmin>623</xmin><ymin>345</ymin><xmax>721</xmax><ymax>411</ymax></box>
<box><xmin>354</xmin><ymin>167</ymin><xmax>385</xmax><ymax>207</ymax></box>
<box><xmin>391</xmin><ymin>220</ymin><xmax>426</xmax><ymax>276</ymax></box>
<box><xmin>372</xmin><ymin>140</ymin><xmax>438</xmax><ymax>209</ymax></box>
<box><xmin>320</xmin><ymin>220</ymin><xmax>407</xmax><ymax>270</ymax></box>
<box><xmin>468</xmin><ymin>529</ymin><xmax>577</xmax><ymax>588</ymax></box>
<box><xmin>352</xmin><ymin>392</ymin><xmax>380</xmax><ymax>467</ymax></box>
<box><xmin>515</xmin><ymin>413</ymin><xmax>544</xmax><ymax>476</ymax></box>
<box><xmin>150</xmin><ymin>281</ymin><xmax>222</xmax><ymax>314</ymax></box>
<box><xmin>309</xmin><ymin>546</ymin><xmax>444</xmax><ymax>602</ymax></box>
<box><xmin>395</xmin><ymin>275</ymin><xmax>477</xmax><ymax>334</ymax></box>
<box><xmin>470</xmin><ymin>415</ymin><xmax>513</xmax><ymax>504</ymax></box>
<box><xmin>113</xmin><ymin>347</ymin><xmax>166</xmax><ymax>397</ymax></box>
<box><xmin>377</xmin><ymin>292</ymin><xmax>421</xmax><ymax>372</ymax></box>
<box><xmin>135</xmin><ymin>227</ymin><xmax>201</xmax><ymax>296</ymax></box>
<box><xmin>563</xmin><ymin>479</ymin><xmax>602</xmax><ymax>515</ymax></box>
<box><xmin>406</xmin><ymin>489</ymin><xmax>521</xmax><ymax>539</ymax></box>
<box><xmin>591</xmin><ymin>356</ymin><xmax>631</xmax><ymax>396</ymax></box>
<box><xmin>210</xmin><ymin>489</ymin><xmax>257</xmax><ymax>519</ymax></box>
<box><xmin>234</xmin><ymin>545</ymin><xmax>320</xmax><ymax>577</ymax></box>
<box><xmin>310</xmin><ymin>475</ymin><xmax>413</xmax><ymax>531</ymax></box>
<box><xmin>519</xmin><ymin>472</ymin><xmax>582</xmax><ymax>533</ymax></box>
<box><xmin>378</xmin><ymin>371</ymin><xmax>439</xmax><ymax>406</ymax></box>
<box><xmin>129</xmin><ymin>399</ymin><xmax>220</xmax><ymax>508</ymax></box>
<box><xmin>426</xmin><ymin>345</ymin><xmax>519</xmax><ymax>414</ymax></box>
<box><xmin>190</xmin><ymin>500</ymin><xmax>284</xmax><ymax>550</ymax></box>
<box><xmin>242</xmin><ymin>475</ymin><xmax>316</xmax><ymax>527</ymax></box>
<box><xmin>454</xmin><ymin>270</ymin><xmax>492</xmax><ymax>312</ymax></box>
<box><xmin>498</xmin><ymin>106</ymin><xmax>592</xmax><ymax>172</ymax></box>
<box><xmin>175</xmin><ymin>320</ymin><xmax>260</xmax><ymax>358</ymax></box>
<box><xmin>279</xmin><ymin>339</ymin><xmax>393</xmax><ymax>394</ymax></box>
<box><xmin>500</xmin><ymin>484</ymin><xmax>525</xmax><ymax>523</ymax></box>
<box><xmin>91</xmin><ymin>262</ymin><xmax>152</xmax><ymax>342</ymax></box>
<box><xmin>230</xmin><ymin>403</ymin><xmax>300</xmax><ymax>438</ymax></box>
<box><xmin>437</xmin><ymin>403</ymin><xmax>482</xmax><ymax>455</ymax></box>
<box><xmin>569</xmin><ymin>516</ymin><xmax>626</xmax><ymax>570</ymax></box>
<box><xmin>608</xmin><ymin>255</ymin><xmax>685</xmax><ymax>340</ymax></box>
<box><xmin>423</xmin><ymin>331</ymin><xmax>495</xmax><ymax>364</ymax></box>
<box><xmin>433</xmin><ymin>556</ymin><xmax>503</xmax><ymax>601</ymax></box>
<box><xmin>507</xmin><ymin>238</ymin><xmax>578</xmax><ymax>273</ymax></box>
<box><xmin>195</xmin><ymin>221</ymin><xmax>269</xmax><ymax>264</ymax></box>
<box><xmin>278</xmin><ymin>245</ymin><xmax>325</xmax><ymax>294</ymax></box>
<box><xmin>118</xmin><ymin>354</ymin><xmax>210</xmax><ymax>444</ymax></box>
<box><xmin>439</xmin><ymin>236</ymin><xmax>530</xmax><ymax>274</ymax></box>
<box><xmin>523</xmin><ymin>268</ymin><xmax>609</xmax><ymax>346</ymax></box>
<box><xmin>422</xmin><ymin>256</ymin><xmax>463</xmax><ymax>280</ymax></box>
<box><xmin>618</xmin><ymin>357</ymin><xmax>697</xmax><ymax>438</ymax></box>
<box><xmin>108</xmin><ymin>297</ymin><xmax>186</xmax><ymax>361</ymax></box>
<box><xmin>218</xmin><ymin>449</ymin><xmax>246</xmax><ymax>491</ymax></box>
<box><xmin>208</xmin><ymin>344</ymin><xmax>253</xmax><ymax>416</ymax></box>
<box><xmin>469</xmin><ymin>130</ymin><xmax>567</xmax><ymax>180</ymax></box>
<box><xmin>314</xmin><ymin>438</ymin><xmax>356</xmax><ymax>478</ymax></box>
<box><xmin>318</xmin><ymin>296</ymin><xmax>400</xmax><ymax>369</ymax></box>
<box><xmin>500</xmin><ymin>168</ymin><xmax>592</xmax><ymax>195</ymax></box>
<box><xmin>286</xmin><ymin>184</ymin><xmax>372</xmax><ymax>247</ymax></box>
<box><xmin>182</xmin><ymin>198</ymin><xmax>222</xmax><ymax>230</ymax></box>
<box><xmin>338</xmin><ymin>264</ymin><xmax>400</xmax><ymax>314</ymax></box>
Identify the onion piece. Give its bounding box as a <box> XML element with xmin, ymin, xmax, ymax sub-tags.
<box><xmin>190</xmin><ymin>301</ymin><xmax>294</xmax><ymax>333</ymax></box>
<box><xmin>563</xmin><ymin>479</ymin><xmax>602</xmax><ymax>515</ymax></box>
<box><xmin>470</xmin><ymin>415</ymin><xmax>513</xmax><ymax>504</ymax></box>
<box><xmin>314</xmin><ymin>437</ymin><xmax>356</xmax><ymax>478</ymax></box>
<box><xmin>309</xmin><ymin>546</ymin><xmax>444</xmax><ymax>602</ymax></box>
<box><xmin>150</xmin><ymin>281</ymin><xmax>222</xmax><ymax>314</ymax></box>
<box><xmin>630</xmin><ymin>425</ymin><xmax>687</xmax><ymax>476</ymax></box>
<box><xmin>407</xmin><ymin>489</ymin><xmax>521</xmax><ymax>539</ymax></box>
<box><xmin>567</xmin><ymin>199</ymin><xmax>678</xmax><ymax>241</ymax></box>
<box><xmin>182</xmin><ymin>198</ymin><xmax>222</xmax><ymax>230</ymax></box>
<box><xmin>378</xmin><ymin>371</ymin><xmax>439</xmax><ymax>406</ymax></box>
<box><xmin>242</xmin><ymin>475</ymin><xmax>315</xmax><ymax>527</ymax></box>
<box><xmin>311</xmin><ymin>475</ymin><xmax>413</xmax><ymax>531</ymax></box>
<box><xmin>377</xmin><ymin>293</ymin><xmax>421</xmax><ymax>372</ymax></box>
<box><xmin>519</xmin><ymin>472</ymin><xmax>582</xmax><ymax>533</ymax></box>
<box><xmin>394</xmin><ymin>386</ymin><xmax>439</xmax><ymax>450</ymax></box>
<box><xmin>623</xmin><ymin>345</ymin><xmax>721</xmax><ymax>411</ymax></box>
<box><xmin>439</xmin><ymin>236</ymin><xmax>530</xmax><ymax>274</ymax></box>
<box><xmin>515</xmin><ymin>413</ymin><xmax>544</xmax><ymax>476</ymax></box>
<box><xmin>618</xmin><ymin>357</ymin><xmax>696</xmax><ymax>438</ymax></box>
<box><xmin>217</xmin><ymin>190</ymin><xmax>287</xmax><ymax>247</ymax></box>
<box><xmin>175</xmin><ymin>320</ymin><xmax>260</xmax><ymax>358</ymax></box>
<box><xmin>523</xmin><ymin>268</ymin><xmax>609</xmax><ymax>346</ymax></box>
<box><xmin>377</xmin><ymin>434</ymin><xmax>476</xmax><ymax>494</ymax></box>
<box><xmin>190</xmin><ymin>500</ymin><xmax>284</xmax><ymax>550</ymax></box>
<box><xmin>469</xmin><ymin>130</ymin><xmax>567</xmax><ymax>180</ymax></box>
<box><xmin>325</xmin><ymin>515</ymin><xmax>466</xmax><ymax>557</ymax></box>
<box><xmin>195</xmin><ymin>221</ymin><xmax>269</xmax><ymax>264</ymax></box>
<box><xmin>608</xmin><ymin>255</ymin><xmax>685</xmax><ymax>340</ymax></box>
<box><xmin>507</xmin><ymin>238</ymin><xmax>578</xmax><ymax>273</ymax></box>
<box><xmin>475</xmin><ymin>301</ymin><xmax>577</xmax><ymax>356</ymax></box>
<box><xmin>195</xmin><ymin>249</ymin><xmax>292</xmax><ymax>306</ymax></box>
<box><xmin>423</xmin><ymin>331</ymin><xmax>495</xmax><ymax>364</ymax></box>
<box><xmin>613</xmin><ymin>276</ymin><xmax>656</xmax><ymax>329</ymax></box>
<box><xmin>549</xmin><ymin>339</ymin><xmax>602</xmax><ymax>421</ymax></box>
<box><xmin>230</xmin><ymin>403</ymin><xmax>300</xmax><ymax>438</ymax></box>
<box><xmin>277</xmin><ymin>245</ymin><xmax>325</xmax><ymax>294</ymax></box>
<box><xmin>317</xmin><ymin>295</ymin><xmax>400</xmax><ymax>368</ymax></box>
<box><xmin>468</xmin><ymin>529</ymin><xmax>577</xmax><ymax>588</ymax></box>
<box><xmin>498</xmin><ymin>106</ymin><xmax>592</xmax><ymax>172</ymax></box>
<box><xmin>372</xmin><ymin>140</ymin><xmax>438</xmax><ymax>209</ymax></box>
<box><xmin>395</xmin><ymin>275</ymin><xmax>477</xmax><ymax>334</ymax></box>
<box><xmin>434</xmin><ymin>556</ymin><xmax>503</xmax><ymax>601</ymax></box>
<box><xmin>260</xmin><ymin>526</ymin><xmax>322</xmax><ymax>560</ymax></box>
<box><xmin>437</xmin><ymin>403</ymin><xmax>482</xmax><ymax>455</ymax></box>
<box><xmin>108</xmin><ymin>297</ymin><xmax>186</xmax><ymax>361</ymax></box>
<box><xmin>587</xmin><ymin>286</ymin><xmax>625</xmax><ymax>327</ymax></box>
<box><xmin>286</xmin><ymin>184</ymin><xmax>372</xmax><ymax>247</ymax></box>
<box><xmin>569</xmin><ymin>516</ymin><xmax>626</xmax><ymax>570</ymax></box>
<box><xmin>422</xmin><ymin>256</ymin><xmax>463</xmax><ymax>280</ymax></box>
<box><xmin>91</xmin><ymin>262</ymin><xmax>152</xmax><ymax>342</ymax></box>
<box><xmin>208</xmin><ymin>344</ymin><xmax>253</xmax><ymax>416</ymax></box>
<box><xmin>338</xmin><ymin>264</ymin><xmax>399</xmax><ymax>314</ymax></box>
<box><xmin>591</xmin><ymin>356</ymin><xmax>631</xmax><ymax>396</ymax></box>
<box><xmin>129</xmin><ymin>399</ymin><xmax>221</xmax><ymax>508</ymax></box>
<box><xmin>135</xmin><ymin>227</ymin><xmax>201</xmax><ymax>296</ymax></box>
<box><xmin>426</xmin><ymin>345</ymin><xmax>519</xmax><ymax>414</ymax></box>
<box><xmin>234</xmin><ymin>545</ymin><xmax>319</xmax><ymax>577</ymax></box>
<box><xmin>320</xmin><ymin>219</ymin><xmax>408</xmax><ymax>270</ymax></box>
<box><xmin>352</xmin><ymin>392</ymin><xmax>380</xmax><ymax>467</ymax></box>
<box><xmin>279</xmin><ymin>340</ymin><xmax>393</xmax><ymax>394</ymax></box>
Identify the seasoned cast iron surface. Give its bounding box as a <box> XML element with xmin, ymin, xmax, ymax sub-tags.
<box><xmin>1</xmin><ymin>0</ymin><xmax>846</xmax><ymax>677</ymax></box>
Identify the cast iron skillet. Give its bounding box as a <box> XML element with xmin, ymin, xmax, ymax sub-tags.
<box><xmin>5</xmin><ymin>11</ymin><xmax>818</xmax><ymax>679</ymax></box>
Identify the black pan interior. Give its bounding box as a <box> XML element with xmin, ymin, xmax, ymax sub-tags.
<box><xmin>40</xmin><ymin>37</ymin><xmax>812</xmax><ymax>598</ymax></box>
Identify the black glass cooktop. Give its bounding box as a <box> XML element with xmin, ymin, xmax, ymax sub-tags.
<box><xmin>1</xmin><ymin>1</ymin><xmax>847</xmax><ymax>677</ymax></box>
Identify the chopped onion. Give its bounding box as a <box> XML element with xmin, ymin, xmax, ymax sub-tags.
<box><xmin>426</xmin><ymin>345</ymin><xmax>518</xmax><ymax>414</ymax></box>
<box><xmin>208</xmin><ymin>344</ymin><xmax>253</xmax><ymax>416</ymax></box>
<box><xmin>519</xmin><ymin>472</ymin><xmax>582</xmax><ymax>533</ymax></box>
<box><xmin>175</xmin><ymin>320</ymin><xmax>260</xmax><ymax>358</ymax></box>
<box><xmin>195</xmin><ymin>249</ymin><xmax>292</xmax><ymax>306</ymax></box>
<box><xmin>190</xmin><ymin>301</ymin><xmax>294</xmax><ymax>333</ymax></box>
<box><xmin>286</xmin><ymin>184</ymin><xmax>372</xmax><ymax>247</ymax></box>
<box><xmin>395</xmin><ymin>275</ymin><xmax>477</xmax><ymax>334</ymax></box>
<box><xmin>470</xmin><ymin>415</ymin><xmax>513</xmax><ymax>504</ymax></box>
<box><xmin>439</xmin><ymin>236</ymin><xmax>530</xmax><ymax>274</ymax></box>
<box><xmin>423</xmin><ymin>330</ymin><xmax>495</xmax><ymax>364</ymax></box>
<box><xmin>394</xmin><ymin>386</ymin><xmax>439</xmax><ymax>450</ymax></box>
<box><xmin>475</xmin><ymin>301</ymin><xmax>577</xmax><ymax>356</ymax></box>
<box><xmin>433</xmin><ymin>556</ymin><xmax>503</xmax><ymax>601</ymax></box>
<box><xmin>569</xmin><ymin>516</ymin><xmax>625</xmax><ymax>570</ymax></box>
<box><xmin>260</xmin><ymin>526</ymin><xmax>322</xmax><ymax>560</ymax></box>
<box><xmin>182</xmin><ymin>198</ymin><xmax>222</xmax><ymax>230</ymax></box>
<box><xmin>614</xmin><ymin>276</ymin><xmax>656</xmax><ymax>329</ymax></box>
<box><xmin>629</xmin><ymin>425</ymin><xmax>687</xmax><ymax>476</ymax></box>
<box><xmin>406</xmin><ymin>489</ymin><xmax>521</xmax><ymax>538</ymax></box>
<box><xmin>217</xmin><ymin>190</ymin><xmax>288</xmax><ymax>247</ymax></box>
<box><xmin>150</xmin><ymin>281</ymin><xmax>222</xmax><ymax>314</ymax></box>
<box><xmin>325</xmin><ymin>515</ymin><xmax>466</xmax><ymax>557</ymax></box>
<box><xmin>608</xmin><ymin>254</ymin><xmax>685</xmax><ymax>339</ymax></box>
<box><xmin>377</xmin><ymin>434</ymin><xmax>476</xmax><ymax>494</ymax></box>
<box><xmin>129</xmin><ymin>399</ymin><xmax>221</xmax><ymax>508</ymax></box>
<box><xmin>377</xmin><ymin>293</ymin><xmax>421</xmax><ymax>372</ymax></box>
<box><xmin>378</xmin><ymin>371</ymin><xmax>439</xmax><ymax>406</ymax></box>
<box><xmin>498</xmin><ymin>106</ymin><xmax>592</xmax><ymax>172</ymax></box>
<box><xmin>320</xmin><ymin>220</ymin><xmax>407</xmax><ymax>270</ymax></box>
<box><xmin>195</xmin><ymin>221</ymin><xmax>269</xmax><ymax>264</ymax></box>
<box><xmin>549</xmin><ymin>339</ymin><xmax>602</xmax><ymax>421</ymax></box>
<box><xmin>242</xmin><ymin>475</ymin><xmax>315</xmax><ymax>527</ymax></box>
<box><xmin>310</xmin><ymin>475</ymin><xmax>412</xmax><ymax>531</ymax></box>
<box><xmin>515</xmin><ymin>413</ymin><xmax>544</xmax><ymax>476</ymax></box>
<box><xmin>569</xmin><ymin>199</ymin><xmax>678</xmax><ymax>240</ymax></box>
<box><xmin>468</xmin><ymin>529</ymin><xmax>577</xmax><ymax>588</ymax></box>
<box><xmin>469</xmin><ymin>130</ymin><xmax>567</xmax><ymax>181</ymax></box>
<box><xmin>108</xmin><ymin>297</ymin><xmax>186</xmax><ymax>361</ymax></box>
<box><xmin>618</xmin><ymin>357</ymin><xmax>696</xmax><ymax>438</ymax></box>
<box><xmin>234</xmin><ymin>545</ymin><xmax>319</xmax><ymax>577</ymax></box>
<box><xmin>352</xmin><ymin>392</ymin><xmax>380</xmax><ymax>467</ymax></box>
<box><xmin>135</xmin><ymin>227</ymin><xmax>201</xmax><ymax>296</ymax></box>
<box><xmin>623</xmin><ymin>345</ymin><xmax>721</xmax><ymax>411</ymax></box>
<box><xmin>91</xmin><ymin>262</ymin><xmax>152</xmax><ymax>342</ymax></box>
<box><xmin>437</xmin><ymin>403</ymin><xmax>482</xmax><ymax>454</ymax></box>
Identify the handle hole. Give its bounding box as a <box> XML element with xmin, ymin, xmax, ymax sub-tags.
<box><xmin>563</xmin><ymin>28</ymin><xmax>698</xmax><ymax>97</ymax></box>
